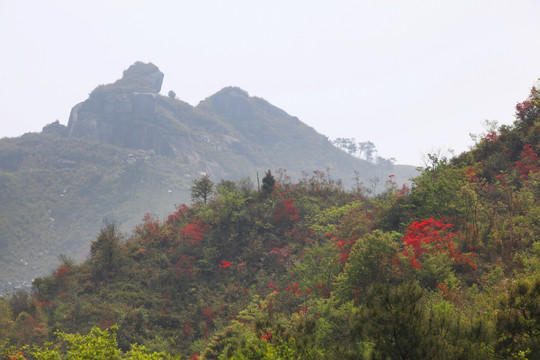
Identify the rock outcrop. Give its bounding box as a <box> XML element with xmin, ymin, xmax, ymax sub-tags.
<box><xmin>42</xmin><ymin>120</ymin><xmax>67</xmax><ymax>136</ymax></box>
<box><xmin>65</xmin><ymin>62</ymin><xmax>172</xmax><ymax>155</ymax></box>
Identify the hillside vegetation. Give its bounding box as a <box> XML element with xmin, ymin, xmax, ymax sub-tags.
<box><xmin>0</xmin><ymin>62</ymin><xmax>415</xmax><ymax>290</ymax></box>
<box><xmin>0</xmin><ymin>85</ymin><xmax>538</xmax><ymax>359</ymax></box>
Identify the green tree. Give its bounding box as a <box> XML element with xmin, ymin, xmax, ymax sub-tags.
<box><xmin>363</xmin><ymin>281</ymin><xmax>429</xmax><ymax>359</ymax></box>
<box><xmin>261</xmin><ymin>170</ymin><xmax>275</xmax><ymax>197</ymax></box>
<box><xmin>90</xmin><ymin>220</ymin><xmax>124</xmax><ymax>280</ymax></box>
<box><xmin>334</xmin><ymin>231</ymin><xmax>401</xmax><ymax>303</ymax></box>
<box><xmin>191</xmin><ymin>174</ymin><xmax>214</xmax><ymax>204</ymax></box>
<box><xmin>497</xmin><ymin>275</ymin><xmax>540</xmax><ymax>359</ymax></box>
<box><xmin>363</xmin><ymin>281</ymin><xmax>489</xmax><ymax>360</ymax></box>
<box><xmin>25</xmin><ymin>326</ymin><xmax>178</xmax><ymax>359</ymax></box>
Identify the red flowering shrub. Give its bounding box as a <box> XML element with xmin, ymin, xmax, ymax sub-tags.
<box><xmin>179</xmin><ymin>219</ymin><xmax>209</xmax><ymax>246</ymax></box>
<box><xmin>273</xmin><ymin>198</ymin><xmax>300</xmax><ymax>222</ymax></box>
<box><xmin>135</xmin><ymin>213</ymin><xmax>162</xmax><ymax>242</ymax></box>
<box><xmin>465</xmin><ymin>166</ymin><xmax>479</xmax><ymax>184</ymax></box>
<box><xmin>333</xmin><ymin>234</ymin><xmax>355</xmax><ymax>266</ymax></box>
<box><xmin>166</xmin><ymin>204</ymin><xmax>190</xmax><ymax>225</ymax></box>
<box><xmin>284</xmin><ymin>282</ymin><xmax>302</xmax><ymax>295</ymax></box>
<box><xmin>218</xmin><ymin>260</ymin><xmax>234</xmax><ymax>268</ymax></box>
<box><xmin>515</xmin><ymin>86</ymin><xmax>539</xmax><ymax>120</ymax></box>
<box><xmin>202</xmin><ymin>308</ymin><xmax>215</xmax><ymax>326</ymax></box>
<box><xmin>483</xmin><ymin>131</ymin><xmax>498</xmax><ymax>143</ymax></box>
<box><xmin>7</xmin><ymin>351</ymin><xmax>25</xmax><ymax>360</ymax></box>
<box><xmin>402</xmin><ymin>218</ymin><xmax>476</xmax><ymax>270</ymax></box>
<box><xmin>54</xmin><ymin>265</ymin><xmax>69</xmax><ymax>279</ymax></box>
<box><xmin>436</xmin><ymin>281</ymin><xmax>458</xmax><ymax>301</ymax></box>
<box><xmin>514</xmin><ymin>144</ymin><xmax>539</xmax><ymax>179</ymax></box>
<box><xmin>261</xmin><ymin>331</ymin><xmax>273</xmax><ymax>341</ymax></box>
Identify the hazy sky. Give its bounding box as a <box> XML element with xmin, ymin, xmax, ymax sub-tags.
<box><xmin>1</xmin><ymin>1</ymin><xmax>539</xmax><ymax>166</ymax></box>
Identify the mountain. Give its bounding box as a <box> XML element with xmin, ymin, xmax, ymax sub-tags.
<box><xmin>0</xmin><ymin>62</ymin><xmax>416</xmax><ymax>290</ymax></box>
<box><xmin>0</xmin><ymin>84</ymin><xmax>537</xmax><ymax>358</ymax></box>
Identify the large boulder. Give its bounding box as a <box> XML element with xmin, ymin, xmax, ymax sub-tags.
<box><xmin>112</xmin><ymin>61</ymin><xmax>164</xmax><ymax>93</ymax></box>
<box><xmin>65</xmin><ymin>62</ymin><xmax>172</xmax><ymax>155</ymax></box>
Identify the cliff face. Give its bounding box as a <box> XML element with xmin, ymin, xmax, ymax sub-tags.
<box><xmin>66</xmin><ymin>62</ymin><xmax>173</xmax><ymax>155</ymax></box>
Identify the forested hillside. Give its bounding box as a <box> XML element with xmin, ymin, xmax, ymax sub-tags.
<box><xmin>0</xmin><ymin>62</ymin><xmax>415</xmax><ymax>291</ymax></box>
<box><xmin>0</xmin><ymin>85</ymin><xmax>538</xmax><ymax>359</ymax></box>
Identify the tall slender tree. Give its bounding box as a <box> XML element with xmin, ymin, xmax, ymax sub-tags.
<box><xmin>191</xmin><ymin>174</ymin><xmax>214</xmax><ymax>204</ymax></box>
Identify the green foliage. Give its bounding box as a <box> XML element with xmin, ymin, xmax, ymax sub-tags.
<box><xmin>411</xmin><ymin>154</ymin><xmax>469</xmax><ymax>220</ymax></box>
<box><xmin>89</xmin><ymin>220</ymin><xmax>124</xmax><ymax>281</ymax></box>
<box><xmin>14</xmin><ymin>326</ymin><xmax>179</xmax><ymax>359</ymax></box>
<box><xmin>261</xmin><ymin>170</ymin><xmax>275</xmax><ymax>197</ymax></box>
<box><xmin>363</xmin><ymin>281</ymin><xmax>490</xmax><ymax>360</ymax></box>
<box><xmin>190</xmin><ymin>175</ymin><xmax>214</xmax><ymax>205</ymax></box>
<box><xmin>497</xmin><ymin>275</ymin><xmax>540</xmax><ymax>358</ymax></box>
<box><xmin>334</xmin><ymin>231</ymin><xmax>401</xmax><ymax>303</ymax></box>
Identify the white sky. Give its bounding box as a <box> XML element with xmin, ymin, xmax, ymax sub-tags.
<box><xmin>1</xmin><ymin>1</ymin><xmax>539</xmax><ymax>166</ymax></box>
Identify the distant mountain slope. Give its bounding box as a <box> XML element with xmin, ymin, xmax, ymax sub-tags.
<box><xmin>197</xmin><ymin>87</ymin><xmax>376</xmax><ymax>181</ymax></box>
<box><xmin>0</xmin><ymin>62</ymin><xmax>416</xmax><ymax>290</ymax></box>
<box><xmin>0</xmin><ymin>134</ymin><xmax>193</xmax><ymax>290</ymax></box>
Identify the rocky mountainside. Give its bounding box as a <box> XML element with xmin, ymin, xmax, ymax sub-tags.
<box><xmin>0</xmin><ymin>62</ymin><xmax>417</xmax><ymax>291</ymax></box>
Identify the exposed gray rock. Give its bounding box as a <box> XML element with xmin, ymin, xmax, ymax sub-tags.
<box><xmin>65</xmin><ymin>62</ymin><xmax>172</xmax><ymax>156</ymax></box>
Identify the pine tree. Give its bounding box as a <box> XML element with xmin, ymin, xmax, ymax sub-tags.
<box><xmin>261</xmin><ymin>170</ymin><xmax>275</xmax><ymax>197</ymax></box>
<box><xmin>190</xmin><ymin>174</ymin><xmax>214</xmax><ymax>204</ymax></box>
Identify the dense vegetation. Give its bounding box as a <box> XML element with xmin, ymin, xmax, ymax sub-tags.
<box><xmin>0</xmin><ymin>85</ymin><xmax>538</xmax><ymax>359</ymax></box>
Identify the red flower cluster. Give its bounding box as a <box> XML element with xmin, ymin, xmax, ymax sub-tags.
<box><xmin>54</xmin><ymin>264</ymin><xmax>69</xmax><ymax>279</ymax></box>
<box><xmin>436</xmin><ymin>281</ymin><xmax>458</xmax><ymax>301</ymax></box>
<box><xmin>483</xmin><ymin>131</ymin><xmax>497</xmax><ymax>143</ymax></box>
<box><xmin>261</xmin><ymin>331</ymin><xmax>273</xmax><ymax>341</ymax></box>
<box><xmin>284</xmin><ymin>282</ymin><xmax>302</xmax><ymax>295</ymax></box>
<box><xmin>515</xmin><ymin>90</ymin><xmax>535</xmax><ymax>117</ymax></box>
<box><xmin>273</xmin><ymin>198</ymin><xmax>300</xmax><ymax>222</ymax></box>
<box><xmin>202</xmin><ymin>308</ymin><xmax>215</xmax><ymax>325</ymax></box>
<box><xmin>135</xmin><ymin>213</ymin><xmax>162</xmax><ymax>242</ymax></box>
<box><xmin>515</xmin><ymin>144</ymin><xmax>539</xmax><ymax>179</ymax></box>
<box><xmin>179</xmin><ymin>219</ymin><xmax>209</xmax><ymax>246</ymax></box>
<box><xmin>165</xmin><ymin>204</ymin><xmax>190</xmax><ymax>224</ymax></box>
<box><xmin>395</xmin><ymin>184</ymin><xmax>410</xmax><ymax>198</ymax></box>
<box><xmin>465</xmin><ymin>166</ymin><xmax>479</xmax><ymax>184</ymax></box>
<box><xmin>7</xmin><ymin>351</ymin><xmax>25</xmax><ymax>360</ymax></box>
<box><xmin>335</xmin><ymin>236</ymin><xmax>355</xmax><ymax>266</ymax></box>
<box><xmin>402</xmin><ymin>218</ymin><xmax>476</xmax><ymax>269</ymax></box>
<box><xmin>218</xmin><ymin>260</ymin><xmax>234</xmax><ymax>268</ymax></box>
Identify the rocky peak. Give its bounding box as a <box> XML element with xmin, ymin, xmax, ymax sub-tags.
<box><xmin>65</xmin><ymin>62</ymin><xmax>173</xmax><ymax>155</ymax></box>
<box><xmin>92</xmin><ymin>62</ymin><xmax>164</xmax><ymax>95</ymax></box>
<box><xmin>117</xmin><ymin>61</ymin><xmax>164</xmax><ymax>93</ymax></box>
<box><xmin>197</xmin><ymin>87</ymin><xmax>254</xmax><ymax>121</ymax></box>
